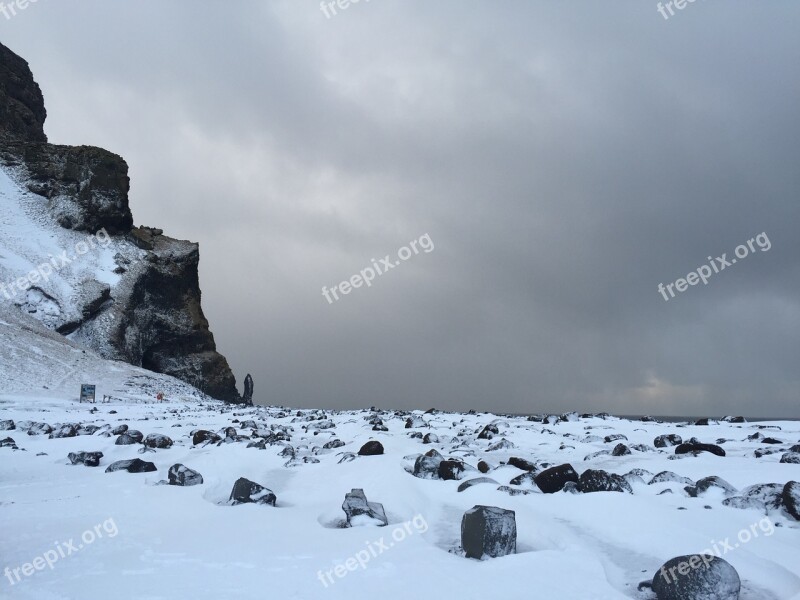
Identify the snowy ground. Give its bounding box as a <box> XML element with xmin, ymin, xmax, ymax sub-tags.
<box><xmin>1</xmin><ymin>393</ymin><xmax>799</xmax><ymax>600</ymax></box>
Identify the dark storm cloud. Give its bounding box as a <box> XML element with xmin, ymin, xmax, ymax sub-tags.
<box><xmin>3</xmin><ymin>0</ymin><xmax>799</xmax><ymax>416</ymax></box>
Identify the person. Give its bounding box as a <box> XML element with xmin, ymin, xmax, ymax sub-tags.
<box><xmin>156</xmin><ymin>392</ymin><xmax>164</xmax><ymax>402</ymax></box>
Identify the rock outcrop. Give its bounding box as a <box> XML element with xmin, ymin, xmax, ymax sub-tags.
<box><xmin>0</xmin><ymin>41</ymin><xmax>239</xmax><ymax>402</ymax></box>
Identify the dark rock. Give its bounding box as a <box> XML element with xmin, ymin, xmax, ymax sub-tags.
<box><xmin>105</xmin><ymin>458</ymin><xmax>157</xmax><ymax>473</ymax></box>
<box><xmin>413</xmin><ymin>451</ymin><xmax>444</xmax><ymax>479</ymax></box>
<box><xmin>357</xmin><ymin>441</ymin><xmax>384</xmax><ymax>456</ymax></box>
<box><xmin>342</xmin><ymin>489</ymin><xmax>387</xmax><ymax>527</ymax></box>
<box><xmin>246</xmin><ymin>439</ymin><xmax>266</xmax><ymax>450</ymax></box>
<box><xmin>0</xmin><ymin>437</ymin><xmax>18</xmax><ymax>449</ymax></box>
<box><xmin>685</xmin><ymin>476</ymin><xmax>737</xmax><ymax>498</ymax></box>
<box><xmin>534</xmin><ymin>463</ymin><xmax>579</xmax><ymax>494</ymax></box>
<box><xmin>405</xmin><ymin>416</ymin><xmax>426</xmax><ymax>429</ymax></box>
<box><xmin>458</xmin><ymin>477</ymin><xmax>499</xmax><ymax>492</ymax></box>
<box><xmin>675</xmin><ymin>442</ymin><xmax>725</xmax><ymax>457</ymax></box>
<box><xmin>478</xmin><ymin>424</ymin><xmax>499</xmax><ymax>440</ymax></box>
<box><xmin>579</xmin><ymin>469</ymin><xmax>632</xmax><ymax>493</ymax></box>
<box><xmin>24</xmin><ymin>422</ymin><xmax>53</xmax><ymax>435</ymax></box>
<box><xmin>167</xmin><ymin>464</ymin><xmax>203</xmax><ymax>486</ymax></box>
<box><xmin>651</xmin><ymin>555</ymin><xmax>740</xmax><ymax>600</ymax></box>
<box><xmin>695</xmin><ymin>418</ymin><xmax>711</xmax><ymax>426</ymax></box>
<box><xmin>736</xmin><ymin>483</ymin><xmax>784</xmax><ymax>511</ymax></box>
<box><xmin>654</xmin><ymin>434</ymin><xmax>682</xmax><ymax>448</ymax></box>
<box><xmin>780</xmin><ymin>452</ymin><xmax>800</xmax><ymax>464</ymax></box>
<box><xmin>143</xmin><ymin>433</ymin><xmax>173</xmax><ymax>449</ymax></box>
<box><xmin>111</xmin><ymin>424</ymin><xmax>128</xmax><ymax>435</ymax></box>
<box><xmin>507</xmin><ymin>457</ymin><xmax>537</xmax><ymax>472</ymax></box>
<box><xmin>0</xmin><ymin>420</ymin><xmax>14</xmax><ymax>431</ymax></box>
<box><xmin>49</xmin><ymin>424</ymin><xmax>78</xmax><ymax>439</ymax></box>
<box><xmin>612</xmin><ymin>443</ymin><xmax>631</xmax><ymax>457</ymax></box>
<box><xmin>115</xmin><ymin>430</ymin><xmax>143</xmax><ymax>445</ymax></box>
<box><xmin>422</xmin><ymin>433</ymin><xmax>439</xmax><ymax>444</ymax></box>
<box><xmin>604</xmin><ymin>434</ymin><xmax>627</xmax><ymax>443</ymax></box>
<box><xmin>192</xmin><ymin>430</ymin><xmax>222</xmax><ymax>445</ymax></box>
<box><xmin>509</xmin><ymin>472</ymin><xmax>538</xmax><ymax>488</ymax></box>
<box><xmin>438</xmin><ymin>459</ymin><xmax>468</xmax><ymax>481</ymax></box>
<box><xmin>67</xmin><ymin>451</ymin><xmax>103</xmax><ymax>467</ymax></box>
<box><xmin>487</xmin><ymin>438</ymin><xmax>515</xmax><ymax>451</ymax></box>
<box><xmin>229</xmin><ymin>477</ymin><xmax>276</xmax><ymax>506</ymax></box>
<box><xmin>323</xmin><ymin>439</ymin><xmax>345</xmax><ymax>450</ymax></box>
<box><xmin>461</xmin><ymin>505</ymin><xmax>516</xmax><ymax>560</ymax></box>
<box><xmin>477</xmin><ymin>460</ymin><xmax>491</xmax><ymax>474</ymax></box>
<box><xmin>242</xmin><ymin>374</ymin><xmax>254</xmax><ymax>406</ymax></box>
<box><xmin>783</xmin><ymin>481</ymin><xmax>800</xmax><ymax>520</ymax></box>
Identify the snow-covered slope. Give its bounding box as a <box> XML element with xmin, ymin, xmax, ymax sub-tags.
<box><xmin>1</xmin><ymin>399</ymin><xmax>799</xmax><ymax>600</ymax></box>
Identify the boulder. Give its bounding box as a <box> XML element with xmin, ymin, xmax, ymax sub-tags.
<box><xmin>780</xmin><ymin>452</ymin><xmax>800</xmax><ymax>464</ymax></box>
<box><xmin>105</xmin><ymin>458</ymin><xmax>157</xmax><ymax>473</ymax></box>
<box><xmin>67</xmin><ymin>451</ymin><xmax>103</xmax><ymax>467</ymax></box>
<box><xmin>487</xmin><ymin>438</ymin><xmax>515</xmax><ymax>451</ymax></box>
<box><xmin>579</xmin><ymin>469</ymin><xmax>632</xmax><ymax>493</ymax></box>
<box><xmin>357</xmin><ymin>441</ymin><xmax>384</xmax><ymax>456</ymax></box>
<box><xmin>675</xmin><ymin>442</ymin><xmax>725</xmax><ymax>457</ymax></box>
<box><xmin>534</xmin><ymin>463</ymin><xmax>579</xmax><ymax>494</ymax></box>
<box><xmin>685</xmin><ymin>476</ymin><xmax>737</xmax><ymax>498</ymax></box>
<box><xmin>461</xmin><ymin>505</ymin><xmax>516</xmax><ymax>560</ymax></box>
<box><xmin>783</xmin><ymin>481</ymin><xmax>800</xmax><ymax>520</ymax></box>
<box><xmin>422</xmin><ymin>433</ymin><xmax>439</xmax><ymax>444</ymax></box>
<box><xmin>477</xmin><ymin>460</ymin><xmax>491</xmax><ymax>474</ymax></box>
<box><xmin>654</xmin><ymin>434</ymin><xmax>682</xmax><ymax>448</ymax></box>
<box><xmin>168</xmin><ymin>464</ymin><xmax>203</xmax><ymax>486</ymax></box>
<box><xmin>323</xmin><ymin>439</ymin><xmax>345</xmax><ymax>450</ymax></box>
<box><xmin>49</xmin><ymin>424</ymin><xmax>78</xmax><ymax>439</ymax></box>
<box><xmin>192</xmin><ymin>430</ymin><xmax>222</xmax><ymax>445</ymax></box>
<box><xmin>651</xmin><ymin>555</ymin><xmax>740</xmax><ymax>600</ymax></box>
<box><xmin>507</xmin><ymin>457</ymin><xmax>537</xmax><ymax>472</ymax></box>
<box><xmin>477</xmin><ymin>424</ymin><xmax>499</xmax><ymax>440</ymax></box>
<box><xmin>413</xmin><ymin>450</ymin><xmax>443</xmax><ymax>479</ymax></box>
<box><xmin>229</xmin><ymin>477</ymin><xmax>276</xmax><ymax>506</ymax></box>
<box><xmin>144</xmin><ymin>433</ymin><xmax>173</xmax><ymax>449</ymax></box>
<box><xmin>111</xmin><ymin>424</ymin><xmax>128</xmax><ymax>435</ymax></box>
<box><xmin>604</xmin><ymin>434</ymin><xmax>627</xmax><ymax>443</ymax></box>
<box><xmin>0</xmin><ymin>420</ymin><xmax>15</xmax><ymax>431</ymax></box>
<box><xmin>115</xmin><ymin>431</ymin><xmax>143</xmax><ymax>445</ymax></box>
<box><xmin>612</xmin><ymin>443</ymin><xmax>631</xmax><ymax>457</ymax></box>
<box><xmin>342</xmin><ymin>489</ymin><xmax>387</xmax><ymax>527</ymax></box>
<box><xmin>0</xmin><ymin>437</ymin><xmax>17</xmax><ymax>448</ymax></box>
<box><xmin>649</xmin><ymin>471</ymin><xmax>694</xmax><ymax>486</ymax></box>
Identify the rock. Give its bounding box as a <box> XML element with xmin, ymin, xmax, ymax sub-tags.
<box><xmin>246</xmin><ymin>439</ymin><xmax>266</xmax><ymax>450</ymax></box>
<box><xmin>0</xmin><ymin>437</ymin><xmax>18</xmax><ymax>449</ymax></box>
<box><xmin>405</xmin><ymin>416</ymin><xmax>426</xmax><ymax>429</ymax></box>
<box><xmin>24</xmin><ymin>422</ymin><xmax>53</xmax><ymax>435</ymax></box>
<box><xmin>612</xmin><ymin>443</ymin><xmax>631</xmax><ymax>457</ymax></box>
<box><xmin>242</xmin><ymin>374</ymin><xmax>254</xmax><ymax>406</ymax></box>
<box><xmin>0</xmin><ymin>420</ymin><xmax>14</xmax><ymax>431</ymax></box>
<box><xmin>507</xmin><ymin>457</ymin><xmax>537</xmax><ymax>472</ymax></box>
<box><xmin>534</xmin><ymin>464</ymin><xmax>579</xmax><ymax>494</ymax></box>
<box><xmin>229</xmin><ymin>477</ymin><xmax>276</xmax><ymax>506</ymax></box>
<box><xmin>604</xmin><ymin>434</ymin><xmax>627</xmax><ymax>443</ymax></box>
<box><xmin>477</xmin><ymin>424</ymin><xmax>499</xmax><ymax>440</ymax></box>
<box><xmin>111</xmin><ymin>424</ymin><xmax>128</xmax><ymax>435</ymax></box>
<box><xmin>781</xmin><ymin>452</ymin><xmax>800</xmax><ymax>464</ymax></box>
<box><xmin>695</xmin><ymin>418</ymin><xmax>711</xmax><ymax>426</ymax></box>
<box><xmin>477</xmin><ymin>460</ymin><xmax>491</xmax><ymax>474</ymax></box>
<box><xmin>422</xmin><ymin>433</ymin><xmax>439</xmax><ymax>444</ymax></box>
<box><xmin>49</xmin><ymin>424</ymin><xmax>78</xmax><ymax>439</ymax></box>
<box><xmin>342</xmin><ymin>489</ymin><xmax>387</xmax><ymax>527</ymax></box>
<box><xmin>651</xmin><ymin>555</ymin><xmax>740</xmax><ymax>600</ymax></box>
<box><xmin>579</xmin><ymin>469</ymin><xmax>632</xmax><ymax>493</ymax></box>
<box><xmin>461</xmin><ymin>505</ymin><xmax>516</xmax><ymax>560</ymax></box>
<box><xmin>192</xmin><ymin>430</ymin><xmax>221</xmax><ymax>445</ymax></box>
<box><xmin>143</xmin><ymin>433</ymin><xmax>173</xmax><ymax>449</ymax></box>
<box><xmin>438</xmin><ymin>459</ymin><xmax>468</xmax><ymax>481</ymax></box>
<box><xmin>458</xmin><ymin>477</ymin><xmax>499</xmax><ymax>492</ymax></box>
<box><xmin>167</xmin><ymin>464</ymin><xmax>203</xmax><ymax>486</ymax></box>
<box><xmin>783</xmin><ymin>481</ymin><xmax>800</xmax><ymax>520</ymax></box>
<box><xmin>562</xmin><ymin>481</ymin><xmax>581</xmax><ymax>494</ymax></box>
<box><xmin>115</xmin><ymin>430</ymin><xmax>143</xmax><ymax>445</ymax></box>
<box><xmin>649</xmin><ymin>471</ymin><xmax>694</xmax><ymax>486</ymax></box>
<box><xmin>509</xmin><ymin>472</ymin><xmax>538</xmax><ymax>488</ymax></box>
<box><xmin>487</xmin><ymin>438</ymin><xmax>515</xmax><ymax>451</ymax></box>
<box><xmin>654</xmin><ymin>434</ymin><xmax>682</xmax><ymax>448</ymax></box>
<box><xmin>323</xmin><ymin>439</ymin><xmax>345</xmax><ymax>450</ymax></box>
<box><xmin>761</xmin><ymin>437</ymin><xmax>783</xmax><ymax>444</ymax></box>
<box><xmin>685</xmin><ymin>476</ymin><xmax>737</xmax><ymax>498</ymax></box>
<box><xmin>722</xmin><ymin>416</ymin><xmax>746</xmax><ymax>423</ymax></box>
<box><xmin>675</xmin><ymin>442</ymin><xmax>725</xmax><ymax>457</ymax></box>
<box><xmin>732</xmin><ymin>483</ymin><xmax>784</xmax><ymax>511</ymax></box>
<box><xmin>67</xmin><ymin>451</ymin><xmax>103</xmax><ymax>467</ymax></box>
<box><xmin>105</xmin><ymin>458</ymin><xmax>157</xmax><ymax>473</ymax></box>
<box><xmin>413</xmin><ymin>450</ymin><xmax>444</xmax><ymax>479</ymax></box>
<box><xmin>357</xmin><ymin>441</ymin><xmax>384</xmax><ymax>456</ymax></box>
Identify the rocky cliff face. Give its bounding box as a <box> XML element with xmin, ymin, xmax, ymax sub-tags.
<box><xmin>0</xmin><ymin>42</ymin><xmax>240</xmax><ymax>402</ymax></box>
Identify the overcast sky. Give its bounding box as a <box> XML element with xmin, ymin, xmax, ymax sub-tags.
<box><xmin>3</xmin><ymin>1</ymin><xmax>799</xmax><ymax>416</ymax></box>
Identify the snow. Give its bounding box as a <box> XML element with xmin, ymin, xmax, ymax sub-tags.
<box><xmin>1</xmin><ymin>387</ymin><xmax>799</xmax><ymax>599</ymax></box>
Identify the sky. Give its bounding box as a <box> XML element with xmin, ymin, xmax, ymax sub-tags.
<box><xmin>2</xmin><ymin>1</ymin><xmax>799</xmax><ymax>417</ymax></box>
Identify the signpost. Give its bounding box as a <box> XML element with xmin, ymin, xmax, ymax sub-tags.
<box><xmin>80</xmin><ymin>384</ymin><xmax>96</xmax><ymax>404</ymax></box>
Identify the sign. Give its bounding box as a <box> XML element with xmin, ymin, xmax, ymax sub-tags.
<box><xmin>80</xmin><ymin>384</ymin><xmax>96</xmax><ymax>403</ymax></box>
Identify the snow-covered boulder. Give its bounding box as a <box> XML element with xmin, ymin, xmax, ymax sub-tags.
<box><xmin>461</xmin><ymin>505</ymin><xmax>516</xmax><ymax>560</ymax></box>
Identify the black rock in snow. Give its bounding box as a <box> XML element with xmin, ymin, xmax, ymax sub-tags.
<box><xmin>674</xmin><ymin>442</ymin><xmax>726</xmax><ymax>457</ymax></box>
<box><xmin>67</xmin><ymin>451</ymin><xmax>103</xmax><ymax>467</ymax></box>
<box><xmin>780</xmin><ymin>452</ymin><xmax>800</xmax><ymax>464</ymax></box>
<box><xmin>579</xmin><ymin>469</ymin><xmax>632</xmax><ymax>493</ymax></box>
<box><xmin>143</xmin><ymin>433</ymin><xmax>173</xmax><ymax>449</ymax></box>
<box><xmin>654</xmin><ymin>434</ymin><xmax>682</xmax><ymax>448</ymax></box>
<box><xmin>685</xmin><ymin>476</ymin><xmax>737</xmax><ymax>498</ymax></box>
<box><xmin>50</xmin><ymin>424</ymin><xmax>78</xmax><ymax>439</ymax></box>
<box><xmin>507</xmin><ymin>457</ymin><xmax>537</xmax><ymax>472</ymax></box>
<box><xmin>105</xmin><ymin>458</ymin><xmax>157</xmax><ymax>473</ymax></box>
<box><xmin>229</xmin><ymin>477</ymin><xmax>276</xmax><ymax>506</ymax></box>
<box><xmin>534</xmin><ymin>463</ymin><xmax>579</xmax><ymax>494</ymax></box>
<box><xmin>242</xmin><ymin>374</ymin><xmax>254</xmax><ymax>406</ymax></box>
<box><xmin>783</xmin><ymin>481</ymin><xmax>800</xmax><ymax>520</ymax></box>
<box><xmin>111</xmin><ymin>424</ymin><xmax>129</xmax><ymax>435</ymax></box>
<box><xmin>438</xmin><ymin>459</ymin><xmax>468</xmax><ymax>481</ymax></box>
<box><xmin>323</xmin><ymin>439</ymin><xmax>345</xmax><ymax>450</ymax></box>
<box><xmin>358</xmin><ymin>441</ymin><xmax>384</xmax><ymax>456</ymax></box>
<box><xmin>168</xmin><ymin>464</ymin><xmax>204</xmax><ymax>486</ymax></box>
<box><xmin>612</xmin><ymin>443</ymin><xmax>631</xmax><ymax>457</ymax></box>
<box><xmin>342</xmin><ymin>489</ymin><xmax>387</xmax><ymax>527</ymax></box>
<box><xmin>192</xmin><ymin>430</ymin><xmax>222</xmax><ymax>445</ymax></box>
<box><xmin>116</xmin><ymin>430</ymin><xmax>143</xmax><ymax>445</ymax></box>
<box><xmin>651</xmin><ymin>555</ymin><xmax>740</xmax><ymax>600</ymax></box>
<box><xmin>477</xmin><ymin>424</ymin><xmax>499</xmax><ymax>440</ymax></box>
<box><xmin>461</xmin><ymin>505</ymin><xmax>516</xmax><ymax>560</ymax></box>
